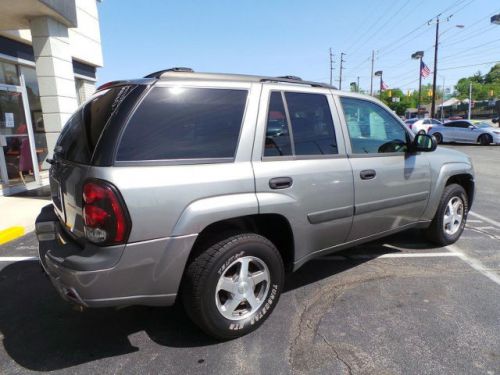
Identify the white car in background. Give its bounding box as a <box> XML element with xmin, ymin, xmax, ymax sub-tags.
<box><xmin>405</xmin><ymin>118</ymin><xmax>442</xmax><ymax>134</ymax></box>
<box><xmin>428</xmin><ymin>120</ymin><xmax>500</xmax><ymax>145</ymax></box>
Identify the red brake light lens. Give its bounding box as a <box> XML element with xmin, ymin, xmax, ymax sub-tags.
<box><xmin>83</xmin><ymin>180</ymin><xmax>130</xmax><ymax>245</ymax></box>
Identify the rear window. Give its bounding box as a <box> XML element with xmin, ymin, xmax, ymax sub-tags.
<box><xmin>117</xmin><ymin>87</ymin><xmax>248</xmax><ymax>162</ymax></box>
<box><xmin>56</xmin><ymin>85</ymin><xmax>133</xmax><ymax>164</ymax></box>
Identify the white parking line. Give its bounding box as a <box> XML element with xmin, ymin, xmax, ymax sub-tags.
<box><xmin>447</xmin><ymin>244</ymin><xmax>500</xmax><ymax>286</ymax></box>
<box><xmin>0</xmin><ymin>256</ymin><xmax>38</xmax><ymax>262</ymax></box>
<box><xmin>469</xmin><ymin>211</ymin><xmax>500</xmax><ymax>229</ymax></box>
<box><xmin>466</xmin><ymin>219</ymin><xmax>483</xmax><ymax>223</ymax></box>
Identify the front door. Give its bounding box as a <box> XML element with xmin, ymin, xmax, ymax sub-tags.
<box><xmin>0</xmin><ymin>83</ymin><xmax>39</xmax><ymax>189</ymax></box>
<box><xmin>338</xmin><ymin>95</ymin><xmax>432</xmax><ymax>241</ymax></box>
<box><xmin>252</xmin><ymin>85</ymin><xmax>354</xmax><ymax>263</ymax></box>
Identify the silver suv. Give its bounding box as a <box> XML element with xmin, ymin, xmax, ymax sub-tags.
<box><xmin>36</xmin><ymin>68</ymin><xmax>474</xmax><ymax>339</ymax></box>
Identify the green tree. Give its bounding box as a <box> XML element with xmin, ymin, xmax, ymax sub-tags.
<box><xmin>454</xmin><ymin>64</ymin><xmax>500</xmax><ymax>100</ymax></box>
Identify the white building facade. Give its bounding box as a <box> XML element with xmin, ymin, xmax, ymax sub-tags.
<box><xmin>0</xmin><ymin>0</ymin><xmax>103</xmax><ymax>195</ymax></box>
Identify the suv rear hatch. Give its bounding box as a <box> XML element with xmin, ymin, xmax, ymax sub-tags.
<box><xmin>50</xmin><ymin>84</ymin><xmax>137</xmax><ymax>239</ymax></box>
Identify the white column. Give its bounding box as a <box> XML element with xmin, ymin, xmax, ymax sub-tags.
<box><xmin>29</xmin><ymin>16</ymin><xmax>78</xmax><ymax>159</ymax></box>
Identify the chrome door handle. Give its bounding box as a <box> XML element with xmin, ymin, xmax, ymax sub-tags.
<box><xmin>360</xmin><ymin>169</ymin><xmax>376</xmax><ymax>180</ymax></box>
<box><xmin>269</xmin><ymin>177</ymin><xmax>293</xmax><ymax>189</ymax></box>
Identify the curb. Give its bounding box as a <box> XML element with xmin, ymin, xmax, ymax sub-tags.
<box><xmin>0</xmin><ymin>226</ymin><xmax>25</xmax><ymax>245</ymax></box>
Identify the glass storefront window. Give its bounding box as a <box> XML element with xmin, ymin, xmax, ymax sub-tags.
<box><xmin>19</xmin><ymin>66</ymin><xmax>48</xmax><ymax>170</ymax></box>
<box><xmin>0</xmin><ymin>89</ymin><xmax>35</xmax><ymax>186</ymax></box>
<box><xmin>0</xmin><ymin>61</ymin><xmax>20</xmax><ymax>86</ymax></box>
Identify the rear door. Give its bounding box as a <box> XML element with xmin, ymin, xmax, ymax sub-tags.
<box><xmin>337</xmin><ymin>95</ymin><xmax>431</xmax><ymax>241</ymax></box>
<box><xmin>50</xmin><ymin>85</ymin><xmax>136</xmax><ymax>238</ymax></box>
<box><xmin>252</xmin><ymin>85</ymin><xmax>354</xmax><ymax>262</ymax></box>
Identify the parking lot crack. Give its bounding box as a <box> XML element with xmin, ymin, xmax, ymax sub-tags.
<box><xmin>318</xmin><ymin>332</ymin><xmax>353</xmax><ymax>375</ymax></box>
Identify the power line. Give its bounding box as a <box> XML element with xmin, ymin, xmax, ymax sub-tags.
<box><xmin>344</xmin><ymin>1</ymin><xmax>395</xmax><ymax>56</ymax></box>
<box><xmin>439</xmin><ymin>38</ymin><xmax>500</xmax><ymax>61</ymax></box>
<box><xmin>347</xmin><ymin>0</ymin><xmax>412</xmax><ymax>59</ymax></box>
<box><xmin>440</xmin><ymin>60</ymin><xmax>499</xmax><ymax>71</ymax></box>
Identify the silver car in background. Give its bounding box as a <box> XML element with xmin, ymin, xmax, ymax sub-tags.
<box><xmin>429</xmin><ymin>120</ymin><xmax>500</xmax><ymax>145</ymax></box>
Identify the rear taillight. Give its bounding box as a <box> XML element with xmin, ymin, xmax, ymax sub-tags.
<box><xmin>83</xmin><ymin>180</ymin><xmax>130</xmax><ymax>245</ymax></box>
<box><xmin>409</xmin><ymin>124</ymin><xmax>413</xmax><ymax>129</ymax></box>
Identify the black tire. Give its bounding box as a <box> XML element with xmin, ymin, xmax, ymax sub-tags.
<box><xmin>433</xmin><ymin>132</ymin><xmax>443</xmax><ymax>144</ymax></box>
<box><xmin>182</xmin><ymin>233</ymin><xmax>284</xmax><ymax>340</ymax></box>
<box><xmin>424</xmin><ymin>183</ymin><xmax>468</xmax><ymax>246</ymax></box>
<box><xmin>479</xmin><ymin>133</ymin><xmax>492</xmax><ymax>146</ymax></box>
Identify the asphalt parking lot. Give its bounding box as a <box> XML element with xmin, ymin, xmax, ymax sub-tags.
<box><xmin>0</xmin><ymin>144</ymin><xmax>499</xmax><ymax>374</ymax></box>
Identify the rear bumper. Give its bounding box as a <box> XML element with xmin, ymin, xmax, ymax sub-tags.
<box><xmin>36</xmin><ymin>204</ymin><xmax>197</xmax><ymax>308</ymax></box>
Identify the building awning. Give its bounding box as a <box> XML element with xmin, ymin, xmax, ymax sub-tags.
<box><xmin>438</xmin><ymin>98</ymin><xmax>461</xmax><ymax>108</ymax></box>
<box><xmin>0</xmin><ymin>0</ymin><xmax>77</xmax><ymax>31</ymax></box>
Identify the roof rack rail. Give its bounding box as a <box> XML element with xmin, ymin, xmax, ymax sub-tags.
<box><xmin>260</xmin><ymin>76</ymin><xmax>337</xmax><ymax>89</ymax></box>
<box><xmin>144</xmin><ymin>67</ymin><xmax>194</xmax><ymax>78</ymax></box>
<box><xmin>277</xmin><ymin>75</ymin><xmax>302</xmax><ymax>81</ymax></box>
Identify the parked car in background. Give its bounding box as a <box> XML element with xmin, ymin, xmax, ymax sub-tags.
<box><xmin>405</xmin><ymin>118</ymin><xmax>442</xmax><ymax>134</ymax></box>
<box><xmin>429</xmin><ymin>120</ymin><xmax>500</xmax><ymax>145</ymax></box>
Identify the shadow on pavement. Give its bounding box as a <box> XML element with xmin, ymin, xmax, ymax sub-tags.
<box><xmin>0</xmin><ymin>229</ymin><xmax>435</xmax><ymax>371</ymax></box>
<box><xmin>11</xmin><ymin>185</ymin><xmax>51</xmax><ymax>200</ymax></box>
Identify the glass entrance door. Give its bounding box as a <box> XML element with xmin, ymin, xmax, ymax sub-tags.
<box><xmin>0</xmin><ymin>84</ymin><xmax>38</xmax><ymax>188</ymax></box>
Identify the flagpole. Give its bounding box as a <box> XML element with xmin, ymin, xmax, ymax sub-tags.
<box><xmin>418</xmin><ymin>56</ymin><xmax>423</xmax><ymax>114</ymax></box>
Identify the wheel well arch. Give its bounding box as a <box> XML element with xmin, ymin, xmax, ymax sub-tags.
<box><xmin>477</xmin><ymin>133</ymin><xmax>492</xmax><ymax>143</ymax></box>
<box><xmin>445</xmin><ymin>173</ymin><xmax>474</xmax><ymax>209</ymax></box>
<box><xmin>187</xmin><ymin>214</ymin><xmax>295</xmax><ymax>273</ymax></box>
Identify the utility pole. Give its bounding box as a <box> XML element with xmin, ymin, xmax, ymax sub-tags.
<box><xmin>329</xmin><ymin>48</ymin><xmax>334</xmax><ymax>86</ymax></box>
<box><xmin>357</xmin><ymin>76</ymin><xmax>360</xmax><ymax>92</ymax></box>
<box><xmin>370</xmin><ymin>50</ymin><xmax>375</xmax><ymax>96</ymax></box>
<box><xmin>339</xmin><ymin>52</ymin><xmax>346</xmax><ymax>90</ymax></box>
<box><xmin>441</xmin><ymin>76</ymin><xmax>445</xmax><ymax>122</ymax></box>
<box><xmin>431</xmin><ymin>16</ymin><xmax>440</xmax><ymax>119</ymax></box>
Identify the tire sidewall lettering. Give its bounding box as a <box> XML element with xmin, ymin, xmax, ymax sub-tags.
<box><xmin>217</xmin><ymin>250</ymin><xmax>245</xmax><ymax>276</ymax></box>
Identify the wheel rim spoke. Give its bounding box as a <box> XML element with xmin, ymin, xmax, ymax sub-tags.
<box><xmin>218</xmin><ymin>277</ymin><xmax>238</xmax><ymax>295</ymax></box>
<box><xmin>447</xmin><ymin>201</ymin><xmax>455</xmax><ymax>216</ymax></box>
<box><xmin>223</xmin><ymin>296</ymin><xmax>241</xmax><ymax>315</ymax></box>
<box><xmin>443</xmin><ymin>214</ymin><xmax>453</xmax><ymax>226</ymax></box>
<box><xmin>239</xmin><ymin>258</ymin><xmax>250</xmax><ymax>281</ymax></box>
<box><xmin>249</xmin><ymin>270</ymin><xmax>268</xmax><ymax>287</ymax></box>
<box><xmin>245</xmin><ymin>291</ymin><xmax>259</xmax><ymax>310</ymax></box>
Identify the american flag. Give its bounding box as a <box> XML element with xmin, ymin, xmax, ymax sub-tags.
<box><xmin>381</xmin><ymin>80</ymin><xmax>389</xmax><ymax>91</ymax></box>
<box><xmin>421</xmin><ymin>60</ymin><xmax>431</xmax><ymax>78</ymax></box>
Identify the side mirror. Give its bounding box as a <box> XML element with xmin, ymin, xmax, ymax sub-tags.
<box><xmin>412</xmin><ymin>133</ymin><xmax>437</xmax><ymax>152</ymax></box>
<box><xmin>468</xmin><ymin>125</ymin><xmax>475</xmax><ymax>130</ymax></box>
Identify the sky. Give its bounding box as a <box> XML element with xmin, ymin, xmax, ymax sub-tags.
<box><xmin>96</xmin><ymin>0</ymin><xmax>500</xmax><ymax>94</ymax></box>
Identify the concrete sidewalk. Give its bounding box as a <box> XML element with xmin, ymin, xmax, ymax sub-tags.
<box><xmin>0</xmin><ymin>186</ymin><xmax>51</xmax><ymax>244</ymax></box>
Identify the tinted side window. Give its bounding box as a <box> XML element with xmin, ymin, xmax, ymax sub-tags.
<box><xmin>446</xmin><ymin>121</ymin><xmax>464</xmax><ymax>128</ymax></box>
<box><xmin>264</xmin><ymin>92</ymin><xmax>292</xmax><ymax>157</ymax></box>
<box><xmin>117</xmin><ymin>87</ymin><xmax>247</xmax><ymax>161</ymax></box>
<box><xmin>341</xmin><ymin>97</ymin><xmax>408</xmax><ymax>154</ymax></box>
<box><xmin>285</xmin><ymin>92</ymin><xmax>338</xmax><ymax>155</ymax></box>
<box><xmin>57</xmin><ymin>86</ymin><xmax>133</xmax><ymax>164</ymax></box>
